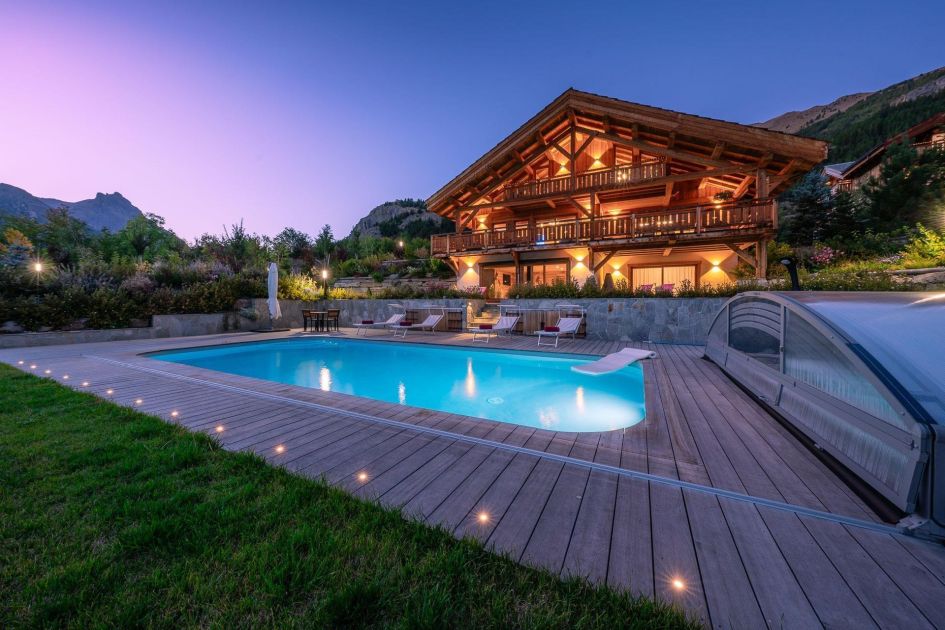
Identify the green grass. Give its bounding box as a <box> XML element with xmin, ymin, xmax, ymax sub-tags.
<box><xmin>0</xmin><ymin>364</ymin><xmax>695</xmax><ymax>629</ymax></box>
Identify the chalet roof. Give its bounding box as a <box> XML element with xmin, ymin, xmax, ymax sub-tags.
<box><xmin>426</xmin><ymin>88</ymin><xmax>828</xmax><ymax>216</ymax></box>
<box><xmin>824</xmin><ymin>161</ymin><xmax>855</xmax><ymax>178</ymax></box>
<box><xmin>840</xmin><ymin>111</ymin><xmax>945</xmax><ymax>179</ymax></box>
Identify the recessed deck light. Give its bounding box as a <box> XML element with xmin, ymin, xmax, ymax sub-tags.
<box><xmin>357</xmin><ymin>471</ymin><xmax>369</xmax><ymax>482</ymax></box>
<box><xmin>17</xmin><ymin>360</ymin><xmax>24</xmax><ymax>365</ymax></box>
<box><xmin>62</xmin><ymin>375</ymin><xmax>69</xmax><ymax>380</ymax></box>
<box><xmin>671</xmin><ymin>578</ymin><xmax>686</xmax><ymax>591</ymax></box>
<box><xmin>275</xmin><ymin>445</ymin><xmax>285</xmax><ymax>454</ymax></box>
<box><xmin>215</xmin><ymin>425</ymin><xmax>224</xmax><ymax>433</ymax></box>
<box><xmin>134</xmin><ymin>398</ymin><xmax>143</xmax><ymax>405</ymax></box>
<box><xmin>106</xmin><ymin>389</ymin><xmax>114</xmax><ymax>395</ymax></box>
<box><xmin>44</xmin><ymin>369</ymin><xmax>51</xmax><ymax>375</ymax></box>
<box><xmin>477</xmin><ymin>511</ymin><xmax>490</xmax><ymax>524</ymax></box>
<box><xmin>170</xmin><ymin>411</ymin><xmax>179</xmax><ymax>418</ymax></box>
<box><xmin>81</xmin><ymin>381</ymin><xmax>89</xmax><ymax>387</ymax></box>
<box><xmin>29</xmin><ymin>364</ymin><xmax>37</xmax><ymax>370</ymax></box>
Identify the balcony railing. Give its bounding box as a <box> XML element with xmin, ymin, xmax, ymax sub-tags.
<box><xmin>430</xmin><ymin>198</ymin><xmax>775</xmax><ymax>256</ymax></box>
<box><xmin>503</xmin><ymin>160</ymin><xmax>666</xmax><ymax>201</ymax></box>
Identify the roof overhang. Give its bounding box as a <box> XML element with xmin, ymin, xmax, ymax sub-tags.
<box><xmin>426</xmin><ymin>89</ymin><xmax>828</xmax><ymax>217</ymax></box>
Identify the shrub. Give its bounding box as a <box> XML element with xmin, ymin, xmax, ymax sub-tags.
<box><xmin>279</xmin><ymin>273</ymin><xmax>321</xmax><ymax>300</ymax></box>
<box><xmin>900</xmin><ymin>225</ymin><xmax>945</xmax><ymax>269</ymax></box>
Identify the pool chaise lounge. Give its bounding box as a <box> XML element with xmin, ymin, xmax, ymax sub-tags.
<box><xmin>392</xmin><ymin>313</ymin><xmax>444</xmax><ymax>337</ymax></box>
<box><xmin>471</xmin><ymin>315</ymin><xmax>520</xmax><ymax>343</ymax></box>
<box><xmin>536</xmin><ymin>317</ymin><xmax>583</xmax><ymax>348</ymax></box>
<box><xmin>353</xmin><ymin>313</ymin><xmax>405</xmax><ymax>335</ymax></box>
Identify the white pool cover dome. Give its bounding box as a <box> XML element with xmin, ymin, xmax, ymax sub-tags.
<box><xmin>705</xmin><ymin>291</ymin><xmax>945</xmax><ymax>538</ymax></box>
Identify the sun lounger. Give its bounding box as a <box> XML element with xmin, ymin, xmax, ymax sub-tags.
<box><xmin>352</xmin><ymin>313</ymin><xmax>404</xmax><ymax>335</ymax></box>
<box><xmin>471</xmin><ymin>315</ymin><xmax>519</xmax><ymax>342</ymax></box>
<box><xmin>392</xmin><ymin>313</ymin><xmax>443</xmax><ymax>337</ymax></box>
<box><xmin>571</xmin><ymin>347</ymin><xmax>657</xmax><ymax>375</ymax></box>
<box><xmin>536</xmin><ymin>316</ymin><xmax>583</xmax><ymax>348</ymax></box>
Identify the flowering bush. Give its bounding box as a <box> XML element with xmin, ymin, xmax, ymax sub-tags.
<box><xmin>809</xmin><ymin>245</ymin><xmax>839</xmax><ymax>267</ymax></box>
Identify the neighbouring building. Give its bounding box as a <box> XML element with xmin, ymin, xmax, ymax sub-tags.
<box><xmin>825</xmin><ymin>112</ymin><xmax>945</xmax><ymax>193</ymax></box>
<box><xmin>425</xmin><ymin>89</ymin><xmax>826</xmax><ymax>295</ymax></box>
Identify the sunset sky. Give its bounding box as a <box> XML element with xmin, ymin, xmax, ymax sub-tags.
<box><xmin>2</xmin><ymin>0</ymin><xmax>943</xmax><ymax>239</ymax></box>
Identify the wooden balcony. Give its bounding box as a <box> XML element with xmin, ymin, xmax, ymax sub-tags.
<box><xmin>503</xmin><ymin>160</ymin><xmax>666</xmax><ymax>201</ymax></box>
<box><xmin>431</xmin><ymin>198</ymin><xmax>775</xmax><ymax>256</ymax></box>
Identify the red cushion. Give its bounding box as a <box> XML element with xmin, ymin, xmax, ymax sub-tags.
<box><xmin>399</xmin><ymin>321</ymin><xmax>413</xmax><ymax>326</ymax></box>
<box><xmin>479</xmin><ymin>323</ymin><xmax>493</xmax><ymax>330</ymax></box>
<box><xmin>544</xmin><ymin>326</ymin><xmax>560</xmax><ymax>332</ymax></box>
<box><xmin>361</xmin><ymin>320</ymin><xmax>374</xmax><ymax>325</ymax></box>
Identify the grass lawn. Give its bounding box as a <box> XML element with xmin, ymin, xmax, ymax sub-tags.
<box><xmin>0</xmin><ymin>364</ymin><xmax>695</xmax><ymax>628</ymax></box>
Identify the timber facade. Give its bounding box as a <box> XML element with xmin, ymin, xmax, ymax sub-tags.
<box><xmin>426</xmin><ymin>89</ymin><xmax>827</xmax><ymax>296</ymax></box>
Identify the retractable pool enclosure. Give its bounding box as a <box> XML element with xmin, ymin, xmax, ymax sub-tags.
<box><xmin>705</xmin><ymin>291</ymin><xmax>945</xmax><ymax>537</ymax></box>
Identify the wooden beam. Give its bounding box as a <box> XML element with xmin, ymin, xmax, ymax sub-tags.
<box><xmin>593</xmin><ymin>250</ymin><xmax>616</xmax><ymax>273</ymax></box>
<box><xmin>460</xmin><ymin>208</ymin><xmax>481</xmax><ymax>230</ymax></box>
<box><xmin>662</xmin><ymin>182</ymin><xmax>674</xmax><ymax>205</ymax></box>
<box><xmin>755</xmin><ymin>240</ymin><xmax>768</xmax><ymax>279</ymax></box>
<box><xmin>725</xmin><ymin>243</ymin><xmax>756</xmax><ymax>267</ymax></box>
<box><xmin>552</xmin><ymin>141</ymin><xmax>571</xmax><ymax>160</ymax></box>
<box><xmin>572</xmin><ymin>133</ymin><xmax>594</xmax><ymax>161</ymax></box>
<box><xmin>511</xmin><ymin>250</ymin><xmax>521</xmax><ymax>284</ymax></box>
<box><xmin>733</xmin><ymin>175</ymin><xmax>754</xmax><ymax>199</ymax></box>
<box><xmin>662</xmin><ymin>247</ymin><xmax>673</xmax><ymax>257</ymax></box>
<box><xmin>755</xmin><ymin>169</ymin><xmax>770</xmax><ymax>199</ymax></box>
<box><xmin>565</xmin><ymin>196</ymin><xmax>592</xmax><ymax>218</ymax></box>
<box><xmin>711</xmin><ymin>141</ymin><xmax>726</xmax><ymax>159</ymax></box>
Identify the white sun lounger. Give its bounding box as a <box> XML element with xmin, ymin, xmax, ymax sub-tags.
<box><xmin>352</xmin><ymin>313</ymin><xmax>405</xmax><ymax>335</ymax></box>
<box><xmin>571</xmin><ymin>347</ymin><xmax>657</xmax><ymax>375</ymax></box>
<box><xmin>471</xmin><ymin>315</ymin><xmax>519</xmax><ymax>343</ymax></box>
<box><xmin>536</xmin><ymin>316</ymin><xmax>583</xmax><ymax>348</ymax></box>
<box><xmin>392</xmin><ymin>313</ymin><xmax>443</xmax><ymax>337</ymax></box>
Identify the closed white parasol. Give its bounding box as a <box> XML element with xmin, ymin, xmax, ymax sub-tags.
<box><xmin>267</xmin><ymin>262</ymin><xmax>282</xmax><ymax>323</ymax></box>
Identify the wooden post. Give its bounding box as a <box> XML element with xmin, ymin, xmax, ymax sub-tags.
<box><xmin>755</xmin><ymin>169</ymin><xmax>769</xmax><ymax>199</ymax></box>
<box><xmin>755</xmin><ymin>240</ymin><xmax>768</xmax><ymax>280</ymax></box>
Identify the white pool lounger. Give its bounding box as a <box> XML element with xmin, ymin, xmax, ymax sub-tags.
<box><xmin>571</xmin><ymin>347</ymin><xmax>657</xmax><ymax>375</ymax></box>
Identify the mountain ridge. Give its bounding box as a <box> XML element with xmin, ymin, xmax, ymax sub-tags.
<box><xmin>0</xmin><ymin>184</ymin><xmax>143</xmax><ymax>232</ymax></box>
<box><xmin>756</xmin><ymin>65</ymin><xmax>945</xmax><ymax>161</ymax></box>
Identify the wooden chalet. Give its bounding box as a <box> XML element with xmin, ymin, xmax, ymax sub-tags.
<box><xmin>426</xmin><ymin>89</ymin><xmax>827</xmax><ymax>295</ymax></box>
<box><xmin>825</xmin><ymin>111</ymin><xmax>945</xmax><ymax>193</ymax></box>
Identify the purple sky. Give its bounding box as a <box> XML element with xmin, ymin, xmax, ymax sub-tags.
<box><xmin>2</xmin><ymin>1</ymin><xmax>943</xmax><ymax>240</ymax></box>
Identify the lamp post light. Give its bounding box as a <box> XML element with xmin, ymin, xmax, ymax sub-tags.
<box><xmin>321</xmin><ymin>268</ymin><xmax>329</xmax><ymax>299</ymax></box>
<box><xmin>780</xmin><ymin>257</ymin><xmax>801</xmax><ymax>291</ymax></box>
<box><xmin>32</xmin><ymin>261</ymin><xmax>43</xmax><ymax>273</ymax></box>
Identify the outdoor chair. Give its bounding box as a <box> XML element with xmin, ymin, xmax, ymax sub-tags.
<box><xmin>353</xmin><ymin>313</ymin><xmax>404</xmax><ymax>335</ymax></box>
<box><xmin>536</xmin><ymin>316</ymin><xmax>583</xmax><ymax>348</ymax></box>
<box><xmin>471</xmin><ymin>315</ymin><xmax>520</xmax><ymax>343</ymax></box>
<box><xmin>326</xmin><ymin>309</ymin><xmax>340</xmax><ymax>331</ymax></box>
<box><xmin>392</xmin><ymin>313</ymin><xmax>443</xmax><ymax>338</ymax></box>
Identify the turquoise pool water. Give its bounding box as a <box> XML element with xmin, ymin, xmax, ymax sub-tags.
<box><xmin>152</xmin><ymin>339</ymin><xmax>645</xmax><ymax>432</ymax></box>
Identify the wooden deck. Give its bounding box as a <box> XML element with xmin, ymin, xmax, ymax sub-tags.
<box><xmin>3</xmin><ymin>329</ymin><xmax>945</xmax><ymax>628</ymax></box>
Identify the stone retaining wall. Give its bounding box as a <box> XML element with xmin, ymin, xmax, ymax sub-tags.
<box><xmin>247</xmin><ymin>297</ymin><xmax>726</xmax><ymax>345</ymax></box>
<box><xmin>0</xmin><ymin>298</ymin><xmax>728</xmax><ymax>348</ymax></box>
<box><xmin>0</xmin><ymin>313</ymin><xmax>243</xmax><ymax>349</ymax></box>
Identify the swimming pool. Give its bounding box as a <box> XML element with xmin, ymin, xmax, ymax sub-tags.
<box><xmin>152</xmin><ymin>338</ymin><xmax>645</xmax><ymax>432</ymax></box>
